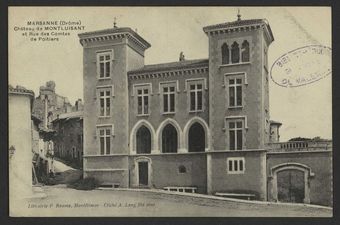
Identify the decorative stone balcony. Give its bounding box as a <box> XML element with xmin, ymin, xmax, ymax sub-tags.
<box><xmin>266</xmin><ymin>141</ymin><xmax>332</xmax><ymax>152</ymax></box>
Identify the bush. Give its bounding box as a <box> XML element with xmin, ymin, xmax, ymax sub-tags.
<box><xmin>41</xmin><ymin>174</ymin><xmax>57</xmax><ymax>186</ymax></box>
<box><xmin>67</xmin><ymin>177</ymin><xmax>99</xmax><ymax>190</ymax></box>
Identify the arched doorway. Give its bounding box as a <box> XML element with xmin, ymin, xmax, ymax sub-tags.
<box><xmin>277</xmin><ymin>169</ymin><xmax>305</xmax><ymax>203</ymax></box>
<box><xmin>188</xmin><ymin>122</ymin><xmax>205</xmax><ymax>152</ymax></box>
<box><xmin>162</xmin><ymin>124</ymin><xmax>178</xmax><ymax>153</ymax></box>
<box><xmin>136</xmin><ymin>126</ymin><xmax>151</xmax><ymax>154</ymax></box>
<box><xmin>134</xmin><ymin>157</ymin><xmax>152</xmax><ymax>187</ymax></box>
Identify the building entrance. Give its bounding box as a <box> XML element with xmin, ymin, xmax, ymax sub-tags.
<box><xmin>277</xmin><ymin>169</ymin><xmax>305</xmax><ymax>203</ymax></box>
<box><xmin>138</xmin><ymin>161</ymin><xmax>148</xmax><ymax>186</ymax></box>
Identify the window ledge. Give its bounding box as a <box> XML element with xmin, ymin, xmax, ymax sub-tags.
<box><xmin>162</xmin><ymin>112</ymin><xmax>176</xmax><ymax>115</ymax></box>
<box><xmin>189</xmin><ymin>110</ymin><xmax>204</xmax><ymax>113</ymax></box>
<box><xmin>137</xmin><ymin>114</ymin><xmax>150</xmax><ymax>117</ymax></box>
<box><xmin>98</xmin><ymin>77</ymin><xmax>111</xmax><ymax>80</ymax></box>
<box><xmin>227</xmin><ymin>171</ymin><xmax>245</xmax><ymax>174</ymax></box>
<box><xmin>219</xmin><ymin>62</ymin><xmax>251</xmax><ymax>68</ymax></box>
<box><xmin>98</xmin><ymin>116</ymin><xmax>111</xmax><ymax>118</ymax></box>
<box><xmin>228</xmin><ymin>106</ymin><xmax>243</xmax><ymax>110</ymax></box>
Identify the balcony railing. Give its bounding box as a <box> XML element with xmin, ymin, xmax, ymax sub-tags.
<box><xmin>266</xmin><ymin>141</ymin><xmax>332</xmax><ymax>152</ymax></box>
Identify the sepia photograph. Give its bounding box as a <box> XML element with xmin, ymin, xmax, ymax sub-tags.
<box><xmin>8</xmin><ymin>6</ymin><xmax>332</xmax><ymax>217</ymax></box>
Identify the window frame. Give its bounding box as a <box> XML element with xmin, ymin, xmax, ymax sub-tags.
<box><xmin>135</xmin><ymin>85</ymin><xmax>151</xmax><ymax>116</ymax></box>
<box><xmin>241</xmin><ymin>40</ymin><xmax>250</xmax><ymax>63</ymax></box>
<box><xmin>221</xmin><ymin>43</ymin><xmax>230</xmax><ymax>65</ymax></box>
<box><xmin>228</xmin><ymin>77</ymin><xmax>243</xmax><ymax>108</ymax></box>
<box><xmin>231</xmin><ymin>41</ymin><xmax>240</xmax><ymax>64</ymax></box>
<box><xmin>188</xmin><ymin>81</ymin><xmax>204</xmax><ymax>112</ymax></box>
<box><xmin>224</xmin><ymin>73</ymin><xmax>247</xmax><ymax>109</ymax></box>
<box><xmin>96</xmin><ymin>124</ymin><xmax>114</xmax><ymax>155</ymax></box>
<box><xmin>227</xmin><ymin>157</ymin><xmax>245</xmax><ymax>174</ymax></box>
<box><xmin>219</xmin><ymin>39</ymin><xmax>251</xmax><ymax>66</ymax></box>
<box><xmin>159</xmin><ymin>81</ymin><xmax>178</xmax><ymax>114</ymax></box>
<box><xmin>225</xmin><ymin>116</ymin><xmax>247</xmax><ymax>151</ymax></box>
<box><xmin>98</xmin><ymin>88</ymin><xmax>112</xmax><ymax>117</ymax></box>
<box><xmin>96</xmin><ymin>50</ymin><xmax>114</xmax><ymax>80</ymax></box>
<box><xmin>228</xmin><ymin>120</ymin><xmax>244</xmax><ymax>150</ymax></box>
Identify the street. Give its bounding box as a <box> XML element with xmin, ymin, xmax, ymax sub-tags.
<box><xmin>10</xmin><ymin>185</ymin><xmax>332</xmax><ymax>217</ymax></box>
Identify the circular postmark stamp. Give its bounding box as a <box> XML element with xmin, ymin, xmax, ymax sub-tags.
<box><xmin>270</xmin><ymin>45</ymin><xmax>331</xmax><ymax>87</ymax></box>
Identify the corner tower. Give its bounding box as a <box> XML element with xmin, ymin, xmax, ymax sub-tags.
<box><xmin>79</xmin><ymin>24</ymin><xmax>150</xmax><ymax>186</ymax></box>
<box><xmin>203</xmin><ymin>15</ymin><xmax>274</xmax><ymax>151</ymax></box>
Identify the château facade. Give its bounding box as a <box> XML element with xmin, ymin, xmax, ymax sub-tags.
<box><xmin>78</xmin><ymin>16</ymin><xmax>332</xmax><ymax>206</ymax></box>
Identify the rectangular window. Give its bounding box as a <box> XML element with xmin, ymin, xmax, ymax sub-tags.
<box><xmin>228</xmin><ymin>120</ymin><xmax>243</xmax><ymax>150</ymax></box>
<box><xmin>99</xmin><ymin>90</ymin><xmax>111</xmax><ymax>117</ymax></box>
<box><xmin>136</xmin><ymin>87</ymin><xmax>149</xmax><ymax>115</ymax></box>
<box><xmin>99</xmin><ymin>127</ymin><xmax>111</xmax><ymax>155</ymax></box>
<box><xmin>97</xmin><ymin>51</ymin><xmax>112</xmax><ymax>79</ymax></box>
<box><xmin>229</xmin><ymin>78</ymin><xmax>242</xmax><ymax>107</ymax></box>
<box><xmin>189</xmin><ymin>83</ymin><xmax>203</xmax><ymax>112</ymax></box>
<box><xmin>162</xmin><ymin>85</ymin><xmax>176</xmax><ymax>113</ymax></box>
<box><xmin>227</xmin><ymin>157</ymin><xmax>245</xmax><ymax>174</ymax></box>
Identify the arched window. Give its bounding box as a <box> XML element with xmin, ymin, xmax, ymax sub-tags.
<box><xmin>136</xmin><ymin>126</ymin><xmax>151</xmax><ymax>154</ymax></box>
<box><xmin>221</xmin><ymin>43</ymin><xmax>229</xmax><ymax>64</ymax></box>
<box><xmin>231</xmin><ymin>42</ymin><xmax>240</xmax><ymax>64</ymax></box>
<box><xmin>162</xmin><ymin>124</ymin><xmax>178</xmax><ymax>153</ymax></box>
<box><xmin>188</xmin><ymin>122</ymin><xmax>205</xmax><ymax>152</ymax></box>
<box><xmin>241</xmin><ymin>40</ymin><xmax>250</xmax><ymax>62</ymax></box>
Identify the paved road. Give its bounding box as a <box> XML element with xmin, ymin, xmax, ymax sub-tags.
<box><xmin>11</xmin><ymin>185</ymin><xmax>332</xmax><ymax>217</ymax></box>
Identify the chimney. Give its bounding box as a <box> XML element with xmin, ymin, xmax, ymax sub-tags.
<box><xmin>75</xmin><ymin>99</ymin><xmax>83</xmax><ymax>111</ymax></box>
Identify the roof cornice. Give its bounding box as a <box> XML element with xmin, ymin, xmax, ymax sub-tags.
<box><xmin>78</xmin><ymin>28</ymin><xmax>151</xmax><ymax>50</ymax></box>
<box><xmin>203</xmin><ymin>19</ymin><xmax>274</xmax><ymax>44</ymax></box>
<box><xmin>128</xmin><ymin>66</ymin><xmax>208</xmax><ymax>81</ymax></box>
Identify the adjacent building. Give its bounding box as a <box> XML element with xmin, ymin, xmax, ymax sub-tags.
<box><xmin>52</xmin><ymin>111</ymin><xmax>84</xmax><ymax>168</ymax></box>
<box><xmin>9</xmin><ymin>85</ymin><xmax>36</xmax><ymax>207</ymax></box>
<box><xmin>32</xmin><ymin>80</ymin><xmax>84</xmax><ymax>168</ymax></box>
<box><xmin>78</xmin><ymin>15</ymin><xmax>332</xmax><ymax>206</ymax></box>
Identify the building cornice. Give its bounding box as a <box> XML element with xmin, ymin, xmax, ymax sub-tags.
<box><xmin>203</xmin><ymin>19</ymin><xmax>274</xmax><ymax>44</ymax></box>
<box><xmin>78</xmin><ymin>28</ymin><xmax>151</xmax><ymax>51</ymax></box>
<box><xmin>9</xmin><ymin>86</ymin><xmax>35</xmax><ymax>98</ymax></box>
<box><xmin>128</xmin><ymin>66</ymin><xmax>208</xmax><ymax>81</ymax></box>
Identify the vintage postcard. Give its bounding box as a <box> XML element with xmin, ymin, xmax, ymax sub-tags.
<box><xmin>8</xmin><ymin>6</ymin><xmax>332</xmax><ymax>217</ymax></box>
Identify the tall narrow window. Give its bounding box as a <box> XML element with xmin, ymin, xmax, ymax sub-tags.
<box><xmin>162</xmin><ymin>85</ymin><xmax>176</xmax><ymax>113</ymax></box>
<box><xmin>221</xmin><ymin>43</ymin><xmax>229</xmax><ymax>64</ymax></box>
<box><xmin>162</xmin><ymin>124</ymin><xmax>178</xmax><ymax>153</ymax></box>
<box><xmin>231</xmin><ymin>42</ymin><xmax>240</xmax><ymax>64</ymax></box>
<box><xmin>99</xmin><ymin>127</ymin><xmax>111</xmax><ymax>155</ymax></box>
<box><xmin>136</xmin><ymin>126</ymin><xmax>151</xmax><ymax>154</ymax></box>
<box><xmin>137</xmin><ymin>88</ymin><xmax>149</xmax><ymax>115</ymax></box>
<box><xmin>97</xmin><ymin>52</ymin><xmax>112</xmax><ymax>78</ymax></box>
<box><xmin>188</xmin><ymin>122</ymin><xmax>205</xmax><ymax>152</ymax></box>
<box><xmin>229</xmin><ymin>78</ymin><xmax>242</xmax><ymax>107</ymax></box>
<box><xmin>241</xmin><ymin>40</ymin><xmax>250</xmax><ymax>62</ymax></box>
<box><xmin>189</xmin><ymin>84</ymin><xmax>203</xmax><ymax>112</ymax></box>
<box><xmin>229</xmin><ymin>120</ymin><xmax>243</xmax><ymax>150</ymax></box>
<box><xmin>99</xmin><ymin>90</ymin><xmax>111</xmax><ymax>116</ymax></box>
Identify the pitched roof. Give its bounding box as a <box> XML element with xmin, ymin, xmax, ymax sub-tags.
<box><xmin>9</xmin><ymin>85</ymin><xmax>35</xmax><ymax>96</ymax></box>
<box><xmin>52</xmin><ymin>111</ymin><xmax>83</xmax><ymax>123</ymax></box>
<box><xmin>203</xmin><ymin>19</ymin><xmax>264</xmax><ymax>31</ymax></box>
<box><xmin>78</xmin><ymin>27</ymin><xmax>151</xmax><ymax>48</ymax></box>
<box><xmin>128</xmin><ymin>58</ymin><xmax>209</xmax><ymax>75</ymax></box>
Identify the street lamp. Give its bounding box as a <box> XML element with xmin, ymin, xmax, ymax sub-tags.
<box><xmin>9</xmin><ymin>145</ymin><xmax>16</xmax><ymax>160</ymax></box>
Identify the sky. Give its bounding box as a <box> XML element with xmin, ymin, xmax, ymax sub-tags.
<box><xmin>8</xmin><ymin>7</ymin><xmax>331</xmax><ymax>141</ymax></box>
